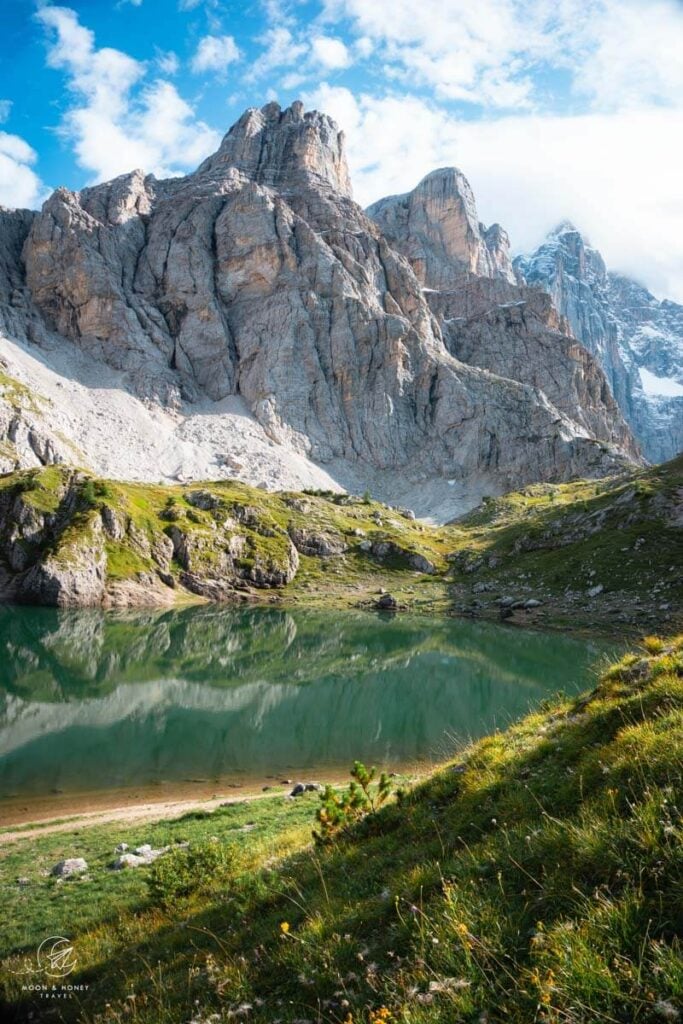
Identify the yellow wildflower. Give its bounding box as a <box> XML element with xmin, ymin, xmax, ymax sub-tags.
<box><xmin>369</xmin><ymin>1009</ymin><xmax>393</xmax><ymax>1024</ymax></box>
<box><xmin>279</xmin><ymin>921</ymin><xmax>290</xmax><ymax>935</ymax></box>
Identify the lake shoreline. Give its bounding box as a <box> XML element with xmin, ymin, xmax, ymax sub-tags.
<box><xmin>0</xmin><ymin>763</ymin><xmax>433</xmax><ymax>835</ymax></box>
<box><xmin>0</xmin><ymin>782</ymin><xmax>352</xmax><ymax>844</ymax></box>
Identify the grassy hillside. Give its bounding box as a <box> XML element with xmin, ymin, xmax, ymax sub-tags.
<box><xmin>1</xmin><ymin>637</ymin><xmax>681</xmax><ymax>1023</ymax></box>
<box><xmin>447</xmin><ymin>453</ymin><xmax>683</xmax><ymax>633</ymax></box>
<box><xmin>0</xmin><ymin>455</ymin><xmax>680</xmax><ymax>633</ymax></box>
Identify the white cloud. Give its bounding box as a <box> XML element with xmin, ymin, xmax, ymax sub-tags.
<box><xmin>0</xmin><ymin>100</ymin><xmax>12</xmax><ymax>123</ymax></box>
<box><xmin>37</xmin><ymin>6</ymin><xmax>220</xmax><ymax>181</ymax></box>
<box><xmin>304</xmin><ymin>85</ymin><xmax>683</xmax><ymax>302</ymax></box>
<box><xmin>248</xmin><ymin>19</ymin><xmax>356</xmax><ymax>85</ymax></box>
<box><xmin>178</xmin><ymin>0</ymin><xmax>223</xmax><ymax>30</ymax></box>
<box><xmin>353</xmin><ymin>37</ymin><xmax>374</xmax><ymax>59</ymax></box>
<box><xmin>310</xmin><ymin>36</ymin><xmax>351</xmax><ymax>70</ymax></box>
<box><xmin>0</xmin><ymin>131</ymin><xmax>45</xmax><ymax>208</ymax></box>
<box><xmin>319</xmin><ymin>0</ymin><xmax>683</xmax><ymax>110</ymax></box>
<box><xmin>575</xmin><ymin>0</ymin><xmax>683</xmax><ymax>108</ymax></box>
<box><xmin>156</xmin><ymin>50</ymin><xmax>180</xmax><ymax>75</ymax></box>
<box><xmin>247</xmin><ymin>26</ymin><xmax>308</xmax><ymax>81</ymax></box>
<box><xmin>319</xmin><ymin>0</ymin><xmax>538</xmax><ymax>106</ymax></box>
<box><xmin>190</xmin><ymin>34</ymin><xmax>241</xmax><ymax>74</ymax></box>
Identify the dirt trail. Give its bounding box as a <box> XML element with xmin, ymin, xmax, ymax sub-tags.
<box><xmin>0</xmin><ymin>789</ymin><xmax>286</xmax><ymax>845</ymax></box>
<box><xmin>0</xmin><ymin>767</ymin><xmax>376</xmax><ymax>845</ymax></box>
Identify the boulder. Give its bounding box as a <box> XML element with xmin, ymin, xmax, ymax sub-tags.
<box><xmin>51</xmin><ymin>858</ymin><xmax>88</xmax><ymax>878</ymax></box>
<box><xmin>112</xmin><ymin>843</ymin><xmax>169</xmax><ymax>869</ymax></box>
<box><xmin>186</xmin><ymin>490</ymin><xmax>222</xmax><ymax>511</ymax></box>
<box><xmin>288</xmin><ymin>526</ymin><xmax>347</xmax><ymax>557</ymax></box>
<box><xmin>290</xmin><ymin>782</ymin><xmax>323</xmax><ymax>797</ymax></box>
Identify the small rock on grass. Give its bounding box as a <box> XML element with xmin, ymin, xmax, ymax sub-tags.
<box><xmin>51</xmin><ymin>858</ymin><xmax>88</xmax><ymax>878</ymax></box>
<box><xmin>290</xmin><ymin>782</ymin><xmax>323</xmax><ymax>797</ymax></box>
<box><xmin>112</xmin><ymin>844</ymin><xmax>170</xmax><ymax>870</ymax></box>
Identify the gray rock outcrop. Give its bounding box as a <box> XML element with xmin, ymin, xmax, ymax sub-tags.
<box><xmin>0</xmin><ymin>102</ymin><xmax>641</xmax><ymax>503</ymax></box>
<box><xmin>515</xmin><ymin>224</ymin><xmax>683</xmax><ymax>462</ymax></box>
<box><xmin>0</xmin><ymin>472</ymin><xmax>107</xmax><ymax>607</ymax></box>
<box><xmin>367</xmin><ymin>173</ymin><xmax>638</xmax><ymax>463</ymax></box>
<box><xmin>0</xmin><ymin>356</ymin><xmax>76</xmax><ymax>474</ymax></box>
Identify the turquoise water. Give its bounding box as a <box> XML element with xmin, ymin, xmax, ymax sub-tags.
<box><xmin>0</xmin><ymin>606</ymin><xmax>613</xmax><ymax>803</ymax></box>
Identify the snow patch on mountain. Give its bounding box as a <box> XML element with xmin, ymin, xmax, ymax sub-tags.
<box><xmin>639</xmin><ymin>367</ymin><xmax>683</xmax><ymax>400</ymax></box>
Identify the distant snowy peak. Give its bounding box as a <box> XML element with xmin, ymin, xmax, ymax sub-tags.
<box><xmin>515</xmin><ymin>226</ymin><xmax>683</xmax><ymax>463</ymax></box>
<box><xmin>515</xmin><ymin>223</ymin><xmax>607</xmax><ymax>294</ymax></box>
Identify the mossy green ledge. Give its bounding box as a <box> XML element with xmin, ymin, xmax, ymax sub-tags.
<box><xmin>0</xmin><ymin>456</ymin><xmax>681</xmax><ymax>635</ymax></box>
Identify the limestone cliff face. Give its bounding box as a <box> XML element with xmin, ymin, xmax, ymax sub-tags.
<box><xmin>0</xmin><ymin>103</ymin><xmax>639</xmax><ymax>502</ymax></box>
<box><xmin>431</xmin><ymin>278</ymin><xmax>629</xmax><ymax>448</ymax></box>
<box><xmin>0</xmin><ymin>208</ymin><xmax>39</xmax><ymax>342</ymax></box>
<box><xmin>368</xmin><ymin>176</ymin><xmax>637</xmax><ymax>460</ymax></box>
<box><xmin>367</xmin><ymin>168</ymin><xmax>517</xmax><ymax>288</ymax></box>
<box><xmin>515</xmin><ymin>225</ymin><xmax>683</xmax><ymax>463</ymax></box>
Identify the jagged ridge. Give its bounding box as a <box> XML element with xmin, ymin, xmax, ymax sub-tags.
<box><xmin>0</xmin><ymin>102</ymin><xmax>640</xmax><ymax>515</ymax></box>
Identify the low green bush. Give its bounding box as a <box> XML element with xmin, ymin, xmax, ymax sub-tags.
<box><xmin>147</xmin><ymin>839</ymin><xmax>234</xmax><ymax>909</ymax></box>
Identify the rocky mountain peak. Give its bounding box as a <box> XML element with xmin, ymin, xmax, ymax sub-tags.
<box><xmin>516</xmin><ymin>222</ymin><xmax>608</xmax><ymax>294</ymax></box>
<box><xmin>548</xmin><ymin>219</ymin><xmax>581</xmax><ymax>239</ymax></box>
<box><xmin>196</xmin><ymin>100</ymin><xmax>352</xmax><ymax>197</ymax></box>
<box><xmin>367</xmin><ymin>166</ymin><xmax>516</xmax><ymax>288</ymax></box>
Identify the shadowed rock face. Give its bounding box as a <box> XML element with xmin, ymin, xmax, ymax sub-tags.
<box><xmin>515</xmin><ymin>224</ymin><xmax>683</xmax><ymax>463</ymax></box>
<box><xmin>1</xmin><ymin>102</ymin><xmax>640</xmax><ymax>498</ymax></box>
<box><xmin>426</xmin><ymin>276</ymin><xmax>631</xmax><ymax>450</ymax></box>
<box><xmin>367</xmin><ymin>173</ymin><xmax>638</xmax><ymax>462</ymax></box>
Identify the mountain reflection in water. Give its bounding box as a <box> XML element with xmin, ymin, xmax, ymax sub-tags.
<box><xmin>0</xmin><ymin>606</ymin><xmax>613</xmax><ymax>799</ymax></box>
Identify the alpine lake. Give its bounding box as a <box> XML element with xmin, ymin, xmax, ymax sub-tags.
<box><xmin>0</xmin><ymin>605</ymin><xmax>618</xmax><ymax>825</ymax></box>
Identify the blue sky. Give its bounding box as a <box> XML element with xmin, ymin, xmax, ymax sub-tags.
<box><xmin>1</xmin><ymin>0</ymin><xmax>682</xmax><ymax>299</ymax></box>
